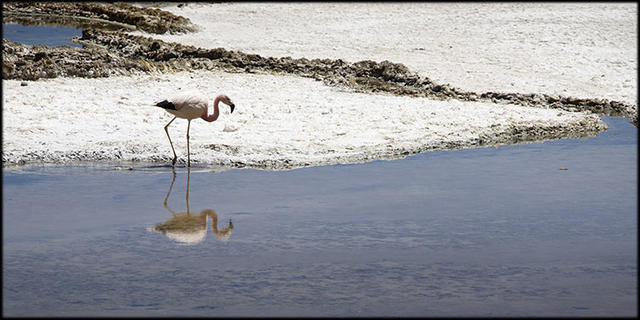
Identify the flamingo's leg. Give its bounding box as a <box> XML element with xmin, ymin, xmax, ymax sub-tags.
<box><xmin>163</xmin><ymin>167</ymin><xmax>177</xmax><ymax>214</ymax></box>
<box><xmin>164</xmin><ymin>116</ymin><xmax>178</xmax><ymax>166</ymax></box>
<box><xmin>186</xmin><ymin>166</ymin><xmax>191</xmax><ymax>214</ymax></box>
<box><xmin>186</xmin><ymin>119</ymin><xmax>191</xmax><ymax>167</ymax></box>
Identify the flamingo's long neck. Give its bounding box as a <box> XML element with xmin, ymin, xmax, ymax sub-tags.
<box><xmin>210</xmin><ymin>213</ymin><xmax>219</xmax><ymax>232</ymax></box>
<box><xmin>201</xmin><ymin>95</ymin><xmax>222</xmax><ymax>122</ymax></box>
<box><xmin>208</xmin><ymin>212</ymin><xmax>233</xmax><ymax>240</ymax></box>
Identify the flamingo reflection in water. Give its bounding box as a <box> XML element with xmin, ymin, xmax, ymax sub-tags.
<box><xmin>153</xmin><ymin>168</ymin><xmax>233</xmax><ymax>244</ymax></box>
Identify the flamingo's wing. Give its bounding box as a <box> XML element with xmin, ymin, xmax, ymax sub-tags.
<box><xmin>169</xmin><ymin>91</ymin><xmax>208</xmax><ymax>111</ymax></box>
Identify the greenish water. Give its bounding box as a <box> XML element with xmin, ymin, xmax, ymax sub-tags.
<box><xmin>3</xmin><ymin>117</ymin><xmax>636</xmax><ymax>316</ymax></box>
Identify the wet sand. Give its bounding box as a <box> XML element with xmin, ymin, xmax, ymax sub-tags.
<box><xmin>2</xmin><ymin>116</ymin><xmax>636</xmax><ymax>317</ymax></box>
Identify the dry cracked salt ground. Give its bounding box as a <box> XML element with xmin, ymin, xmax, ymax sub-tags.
<box><xmin>137</xmin><ymin>2</ymin><xmax>637</xmax><ymax>105</ymax></box>
<box><xmin>2</xmin><ymin>71</ymin><xmax>604</xmax><ymax>169</ymax></box>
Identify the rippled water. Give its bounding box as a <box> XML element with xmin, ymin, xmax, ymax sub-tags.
<box><xmin>3</xmin><ymin>117</ymin><xmax>636</xmax><ymax>316</ymax></box>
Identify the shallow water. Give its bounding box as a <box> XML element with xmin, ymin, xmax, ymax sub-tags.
<box><xmin>2</xmin><ymin>116</ymin><xmax>637</xmax><ymax>316</ymax></box>
<box><xmin>2</xmin><ymin>23</ymin><xmax>82</xmax><ymax>47</ymax></box>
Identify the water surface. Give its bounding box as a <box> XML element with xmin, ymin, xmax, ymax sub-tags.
<box><xmin>3</xmin><ymin>23</ymin><xmax>83</xmax><ymax>47</ymax></box>
<box><xmin>2</xmin><ymin>117</ymin><xmax>637</xmax><ymax>316</ymax></box>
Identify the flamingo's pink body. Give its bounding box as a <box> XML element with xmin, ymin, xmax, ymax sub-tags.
<box><xmin>155</xmin><ymin>91</ymin><xmax>235</xmax><ymax>167</ymax></box>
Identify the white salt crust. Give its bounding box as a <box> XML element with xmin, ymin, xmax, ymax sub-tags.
<box><xmin>135</xmin><ymin>2</ymin><xmax>637</xmax><ymax>105</ymax></box>
<box><xmin>2</xmin><ymin>72</ymin><xmax>605</xmax><ymax>169</ymax></box>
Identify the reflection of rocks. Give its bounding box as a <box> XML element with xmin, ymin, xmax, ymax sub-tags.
<box><xmin>4</xmin><ymin>13</ymin><xmax>136</xmax><ymax>32</ymax></box>
<box><xmin>2</xmin><ymin>2</ymin><xmax>198</xmax><ymax>34</ymax></box>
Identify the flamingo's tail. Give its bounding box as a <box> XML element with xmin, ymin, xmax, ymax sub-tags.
<box><xmin>155</xmin><ymin>100</ymin><xmax>176</xmax><ymax>110</ymax></box>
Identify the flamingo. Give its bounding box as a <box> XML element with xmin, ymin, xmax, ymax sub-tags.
<box><xmin>154</xmin><ymin>91</ymin><xmax>235</xmax><ymax>167</ymax></box>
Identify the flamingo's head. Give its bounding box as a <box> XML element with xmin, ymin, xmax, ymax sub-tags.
<box><xmin>220</xmin><ymin>94</ymin><xmax>235</xmax><ymax>114</ymax></box>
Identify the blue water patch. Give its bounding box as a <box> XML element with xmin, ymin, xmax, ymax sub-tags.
<box><xmin>544</xmin><ymin>116</ymin><xmax>638</xmax><ymax>146</ymax></box>
<box><xmin>2</xmin><ymin>23</ymin><xmax>82</xmax><ymax>47</ymax></box>
<box><xmin>2</xmin><ymin>116</ymin><xmax>637</xmax><ymax>316</ymax></box>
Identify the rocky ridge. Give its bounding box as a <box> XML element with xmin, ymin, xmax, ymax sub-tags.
<box><xmin>2</xmin><ymin>2</ymin><xmax>198</xmax><ymax>34</ymax></box>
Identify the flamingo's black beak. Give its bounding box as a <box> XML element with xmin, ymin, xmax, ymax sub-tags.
<box><xmin>230</xmin><ymin>104</ymin><xmax>235</xmax><ymax>114</ymax></box>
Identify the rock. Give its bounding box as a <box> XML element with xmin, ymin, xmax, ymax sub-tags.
<box><xmin>223</xmin><ymin>125</ymin><xmax>238</xmax><ymax>132</ymax></box>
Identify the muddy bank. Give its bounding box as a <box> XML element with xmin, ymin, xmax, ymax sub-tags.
<box><xmin>2</xmin><ymin>2</ymin><xmax>198</xmax><ymax>34</ymax></box>
<box><xmin>3</xmin><ymin>28</ymin><xmax>637</xmax><ymax>126</ymax></box>
<box><xmin>223</xmin><ymin>122</ymin><xmax>608</xmax><ymax>170</ymax></box>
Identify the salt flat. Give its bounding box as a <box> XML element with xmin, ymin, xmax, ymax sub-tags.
<box><xmin>2</xmin><ymin>71</ymin><xmax>604</xmax><ymax>169</ymax></box>
<box><xmin>3</xmin><ymin>3</ymin><xmax>634</xmax><ymax>169</ymax></box>
<box><xmin>137</xmin><ymin>2</ymin><xmax>637</xmax><ymax>105</ymax></box>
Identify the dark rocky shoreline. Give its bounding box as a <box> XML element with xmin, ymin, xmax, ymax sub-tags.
<box><xmin>2</xmin><ymin>2</ymin><xmax>198</xmax><ymax>34</ymax></box>
<box><xmin>2</xmin><ymin>2</ymin><xmax>637</xmax><ymax>126</ymax></box>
